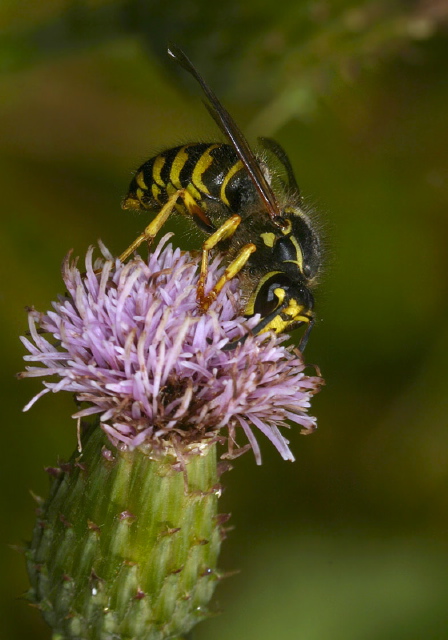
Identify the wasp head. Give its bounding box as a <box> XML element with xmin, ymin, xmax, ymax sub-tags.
<box><xmin>242</xmin><ymin>272</ymin><xmax>315</xmax><ymax>352</ymax></box>
<box><xmin>272</xmin><ymin>208</ymin><xmax>321</xmax><ymax>283</ymax></box>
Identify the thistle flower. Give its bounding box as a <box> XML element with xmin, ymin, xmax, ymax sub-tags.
<box><xmin>20</xmin><ymin>235</ymin><xmax>323</xmax><ymax>640</ymax></box>
<box><xmin>21</xmin><ymin>234</ymin><xmax>321</xmax><ymax>464</ymax></box>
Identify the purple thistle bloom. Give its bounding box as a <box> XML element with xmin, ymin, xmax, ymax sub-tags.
<box><xmin>20</xmin><ymin>235</ymin><xmax>323</xmax><ymax>464</ymax></box>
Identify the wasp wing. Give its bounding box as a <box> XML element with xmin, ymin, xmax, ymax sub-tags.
<box><xmin>258</xmin><ymin>137</ymin><xmax>302</xmax><ymax>201</ymax></box>
<box><xmin>168</xmin><ymin>44</ymin><xmax>281</xmax><ymax>221</ymax></box>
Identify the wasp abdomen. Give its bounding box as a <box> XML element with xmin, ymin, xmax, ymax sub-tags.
<box><xmin>126</xmin><ymin>143</ymin><xmax>257</xmax><ymax>218</ymax></box>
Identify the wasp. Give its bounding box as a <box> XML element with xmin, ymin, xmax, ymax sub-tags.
<box><xmin>121</xmin><ymin>45</ymin><xmax>321</xmax><ymax>351</ymax></box>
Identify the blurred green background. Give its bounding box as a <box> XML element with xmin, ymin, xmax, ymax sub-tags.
<box><xmin>2</xmin><ymin>1</ymin><xmax>448</xmax><ymax>638</ymax></box>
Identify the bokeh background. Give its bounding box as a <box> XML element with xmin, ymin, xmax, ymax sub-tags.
<box><xmin>2</xmin><ymin>1</ymin><xmax>448</xmax><ymax>638</ymax></box>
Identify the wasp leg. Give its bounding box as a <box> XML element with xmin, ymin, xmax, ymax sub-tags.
<box><xmin>199</xmin><ymin>242</ymin><xmax>257</xmax><ymax>311</ymax></box>
<box><xmin>119</xmin><ymin>189</ymin><xmax>206</xmax><ymax>262</ymax></box>
<box><xmin>197</xmin><ymin>214</ymin><xmax>240</xmax><ymax>303</ymax></box>
<box><xmin>198</xmin><ymin>215</ymin><xmax>256</xmax><ymax>311</ymax></box>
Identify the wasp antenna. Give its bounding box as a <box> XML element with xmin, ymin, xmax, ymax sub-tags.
<box><xmin>298</xmin><ymin>317</ymin><xmax>315</xmax><ymax>353</ymax></box>
<box><xmin>222</xmin><ymin>334</ymin><xmax>248</xmax><ymax>352</ymax></box>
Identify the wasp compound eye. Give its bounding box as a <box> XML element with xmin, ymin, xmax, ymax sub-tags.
<box><xmin>253</xmin><ymin>274</ymin><xmax>291</xmax><ymax>317</ymax></box>
<box><xmin>302</xmin><ymin>264</ymin><xmax>312</xmax><ymax>278</ymax></box>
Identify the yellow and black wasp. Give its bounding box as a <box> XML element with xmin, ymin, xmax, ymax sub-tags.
<box><xmin>121</xmin><ymin>45</ymin><xmax>321</xmax><ymax>351</ymax></box>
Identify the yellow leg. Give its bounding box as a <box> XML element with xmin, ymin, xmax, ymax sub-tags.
<box><xmin>119</xmin><ymin>189</ymin><xmax>187</xmax><ymax>262</ymax></box>
<box><xmin>119</xmin><ymin>191</ymin><xmax>256</xmax><ymax>311</ymax></box>
<box><xmin>119</xmin><ymin>188</ymin><xmax>214</xmax><ymax>262</ymax></box>
<box><xmin>199</xmin><ymin>241</ymin><xmax>257</xmax><ymax>312</ymax></box>
<box><xmin>197</xmin><ymin>214</ymin><xmax>242</xmax><ymax>302</ymax></box>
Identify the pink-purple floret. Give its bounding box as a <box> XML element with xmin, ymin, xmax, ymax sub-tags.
<box><xmin>20</xmin><ymin>235</ymin><xmax>322</xmax><ymax>464</ymax></box>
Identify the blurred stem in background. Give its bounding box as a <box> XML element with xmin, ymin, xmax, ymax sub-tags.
<box><xmin>1</xmin><ymin>1</ymin><xmax>447</xmax><ymax>128</ymax></box>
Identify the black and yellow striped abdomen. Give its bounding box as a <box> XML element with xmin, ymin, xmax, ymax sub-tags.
<box><xmin>125</xmin><ymin>143</ymin><xmax>258</xmax><ymax>230</ymax></box>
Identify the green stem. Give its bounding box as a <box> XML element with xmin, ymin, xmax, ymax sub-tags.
<box><xmin>27</xmin><ymin>424</ymin><xmax>223</xmax><ymax>640</ymax></box>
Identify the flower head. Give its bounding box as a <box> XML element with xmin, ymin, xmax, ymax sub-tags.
<box><xmin>20</xmin><ymin>235</ymin><xmax>322</xmax><ymax>464</ymax></box>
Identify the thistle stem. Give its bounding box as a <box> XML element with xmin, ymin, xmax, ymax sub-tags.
<box><xmin>27</xmin><ymin>424</ymin><xmax>222</xmax><ymax>640</ymax></box>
